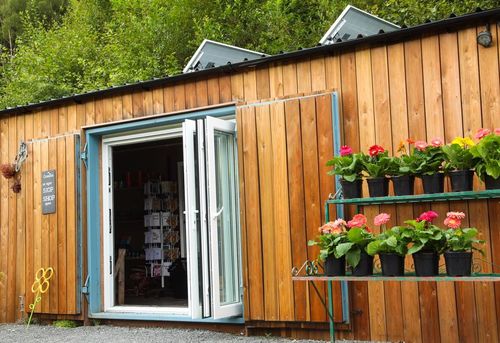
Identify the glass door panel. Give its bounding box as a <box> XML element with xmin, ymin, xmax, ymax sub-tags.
<box><xmin>205</xmin><ymin>116</ymin><xmax>242</xmax><ymax>319</ymax></box>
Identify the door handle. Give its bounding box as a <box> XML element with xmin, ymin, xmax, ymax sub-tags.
<box><xmin>212</xmin><ymin>207</ymin><xmax>223</xmax><ymax>220</ymax></box>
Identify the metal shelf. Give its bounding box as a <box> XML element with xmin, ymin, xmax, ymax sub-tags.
<box><xmin>293</xmin><ymin>273</ymin><xmax>500</xmax><ymax>282</ymax></box>
<box><xmin>326</xmin><ymin>189</ymin><xmax>500</xmax><ymax>206</ymax></box>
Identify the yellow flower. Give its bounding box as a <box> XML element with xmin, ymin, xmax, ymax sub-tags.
<box><xmin>396</xmin><ymin>140</ymin><xmax>406</xmax><ymax>154</ymax></box>
<box><xmin>451</xmin><ymin>137</ymin><xmax>475</xmax><ymax>148</ymax></box>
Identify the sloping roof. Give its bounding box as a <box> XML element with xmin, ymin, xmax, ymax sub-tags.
<box><xmin>319</xmin><ymin>5</ymin><xmax>399</xmax><ymax>44</ymax></box>
<box><xmin>0</xmin><ymin>7</ymin><xmax>498</xmax><ymax>116</ymax></box>
<box><xmin>183</xmin><ymin>39</ymin><xmax>267</xmax><ymax>73</ymax></box>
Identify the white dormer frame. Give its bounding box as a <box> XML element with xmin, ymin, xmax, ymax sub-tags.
<box><xmin>183</xmin><ymin>39</ymin><xmax>268</xmax><ymax>73</ymax></box>
<box><xmin>319</xmin><ymin>5</ymin><xmax>400</xmax><ymax>44</ymax></box>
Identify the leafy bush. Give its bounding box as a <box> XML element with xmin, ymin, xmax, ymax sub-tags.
<box><xmin>470</xmin><ymin>133</ymin><xmax>500</xmax><ymax>181</ymax></box>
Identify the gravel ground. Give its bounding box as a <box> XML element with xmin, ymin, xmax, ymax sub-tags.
<box><xmin>0</xmin><ymin>324</ymin><xmax>373</xmax><ymax>343</ymax></box>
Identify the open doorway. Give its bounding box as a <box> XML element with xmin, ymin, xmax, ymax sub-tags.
<box><xmin>100</xmin><ymin>116</ymin><xmax>243</xmax><ymax>320</ymax></box>
<box><xmin>111</xmin><ymin>138</ymin><xmax>188</xmax><ymax>308</ymax></box>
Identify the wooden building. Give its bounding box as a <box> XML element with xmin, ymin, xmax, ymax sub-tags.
<box><xmin>0</xmin><ymin>8</ymin><xmax>499</xmax><ymax>342</ymax></box>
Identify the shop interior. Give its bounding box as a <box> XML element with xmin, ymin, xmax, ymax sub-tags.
<box><xmin>112</xmin><ymin>138</ymin><xmax>188</xmax><ymax>307</ymax></box>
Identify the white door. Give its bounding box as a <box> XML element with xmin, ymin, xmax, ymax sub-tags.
<box><xmin>182</xmin><ymin>119</ymin><xmax>202</xmax><ymax>318</ymax></box>
<box><xmin>204</xmin><ymin>116</ymin><xmax>243</xmax><ymax>319</ymax></box>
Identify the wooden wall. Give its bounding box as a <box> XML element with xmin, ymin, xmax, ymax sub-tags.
<box><xmin>0</xmin><ymin>21</ymin><xmax>498</xmax><ymax>342</ymax></box>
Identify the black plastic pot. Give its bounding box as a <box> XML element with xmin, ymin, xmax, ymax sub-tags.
<box><xmin>449</xmin><ymin>170</ymin><xmax>474</xmax><ymax>192</ymax></box>
<box><xmin>366</xmin><ymin>177</ymin><xmax>389</xmax><ymax>197</ymax></box>
<box><xmin>412</xmin><ymin>251</ymin><xmax>439</xmax><ymax>276</ymax></box>
<box><xmin>392</xmin><ymin>175</ymin><xmax>415</xmax><ymax>196</ymax></box>
<box><xmin>352</xmin><ymin>251</ymin><xmax>374</xmax><ymax>276</ymax></box>
<box><xmin>444</xmin><ymin>251</ymin><xmax>472</xmax><ymax>276</ymax></box>
<box><xmin>379</xmin><ymin>253</ymin><xmax>405</xmax><ymax>276</ymax></box>
<box><xmin>340</xmin><ymin>178</ymin><xmax>363</xmax><ymax>199</ymax></box>
<box><xmin>421</xmin><ymin>173</ymin><xmax>445</xmax><ymax>194</ymax></box>
<box><xmin>485</xmin><ymin>175</ymin><xmax>500</xmax><ymax>190</ymax></box>
<box><xmin>324</xmin><ymin>255</ymin><xmax>346</xmax><ymax>276</ymax></box>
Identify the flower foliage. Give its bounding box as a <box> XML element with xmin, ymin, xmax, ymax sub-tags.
<box><xmin>470</xmin><ymin>131</ymin><xmax>500</xmax><ymax>181</ymax></box>
<box><xmin>326</xmin><ymin>147</ymin><xmax>364</xmax><ymax>182</ymax></box>
<box><xmin>308</xmin><ymin>220</ymin><xmax>348</xmax><ymax>261</ymax></box>
<box><xmin>412</xmin><ymin>141</ymin><xmax>446</xmax><ymax>175</ymax></box>
<box><xmin>405</xmin><ymin>213</ymin><xmax>447</xmax><ymax>255</ymax></box>
<box><xmin>442</xmin><ymin>137</ymin><xmax>476</xmax><ymax>171</ymax></box>
<box><xmin>334</xmin><ymin>213</ymin><xmax>374</xmax><ymax>268</ymax></box>
<box><xmin>362</xmin><ymin>145</ymin><xmax>395</xmax><ymax>178</ymax></box>
<box><xmin>443</xmin><ymin>212</ymin><xmax>484</xmax><ymax>253</ymax></box>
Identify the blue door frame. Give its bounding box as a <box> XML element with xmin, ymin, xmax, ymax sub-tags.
<box><xmin>84</xmin><ymin>105</ymin><xmax>243</xmax><ymax>322</ymax></box>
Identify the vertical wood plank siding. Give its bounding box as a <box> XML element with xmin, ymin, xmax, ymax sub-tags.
<box><xmin>0</xmin><ymin>23</ymin><xmax>498</xmax><ymax>342</ymax></box>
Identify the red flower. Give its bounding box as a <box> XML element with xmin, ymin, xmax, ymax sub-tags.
<box><xmin>406</xmin><ymin>138</ymin><xmax>415</xmax><ymax>145</ymax></box>
<box><xmin>347</xmin><ymin>214</ymin><xmax>367</xmax><ymax>228</ymax></box>
<box><xmin>430</xmin><ymin>137</ymin><xmax>443</xmax><ymax>147</ymax></box>
<box><xmin>475</xmin><ymin>128</ymin><xmax>491</xmax><ymax>140</ymax></box>
<box><xmin>340</xmin><ymin>145</ymin><xmax>353</xmax><ymax>156</ymax></box>
<box><xmin>414</xmin><ymin>141</ymin><xmax>428</xmax><ymax>151</ymax></box>
<box><xmin>495</xmin><ymin>128</ymin><xmax>500</xmax><ymax>135</ymax></box>
<box><xmin>368</xmin><ymin>145</ymin><xmax>385</xmax><ymax>157</ymax></box>
<box><xmin>417</xmin><ymin>211</ymin><xmax>439</xmax><ymax>222</ymax></box>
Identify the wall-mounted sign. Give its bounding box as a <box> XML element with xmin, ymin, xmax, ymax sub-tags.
<box><xmin>42</xmin><ymin>170</ymin><xmax>56</xmax><ymax>214</ymax></box>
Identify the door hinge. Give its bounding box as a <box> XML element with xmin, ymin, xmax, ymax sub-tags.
<box><xmin>80</xmin><ymin>142</ymin><xmax>88</xmax><ymax>168</ymax></box>
<box><xmin>109</xmin><ymin>209</ymin><xmax>112</xmax><ymax>234</ymax></box>
<box><xmin>109</xmin><ymin>256</ymin><xmax>113</xmax><ymax>275</ymax></box>
<box><xmin>108</xmin><ymin>167</ymin><xmax>112</xmax><ymax>190</ymax></box>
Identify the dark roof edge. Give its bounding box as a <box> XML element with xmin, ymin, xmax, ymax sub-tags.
<box><xmin>1</xmin><ymin>7</ymin><xmax>499</xmax><ymax>116</ymax></box>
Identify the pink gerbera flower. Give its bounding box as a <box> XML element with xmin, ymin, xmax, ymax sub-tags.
<box><xmin>417</xmin><ymin>210</ymin><xmax>439</xmax><ymax>222</ymax></box>
<box><xmin>340</xmin><ymin>145</ymin><xmax>353</xmax><ymax>156</ymax></box>
<box><xmin>495</xmin><ymin>128</ymin><xmax>500</xmax><ymax>135</ymax></box>
<box><xmin>430</xmin><ymin>137</ymin><xmax>443</xmax><ymax>147</ymax></box>
<box><xmin>374</xmin><ymin>213</ymin><xmax>390</xmax><ymax>226</ymax></box>
<box><xmin>347</xmin><ymin>214</ymin><xmax>367</xmax><ymax>228</ymax></box>
<box><xmin>446</xmin><ymin>211</ymin><xmax>465</xmax><ymax>220</ymax></box>
<box><xmin>444</xmin><ymin>217</ymin><xmax>461</xmax><ymax>229</ymax></box>
<box><xmin>475</xmin><ymin>128</ymin><xmax>491</xmax><ymax>140</ymax></box>
<box><xmin>414</xmin><ymin>141</ymin><xmax>428</xmax><ymax>151</ymax></box>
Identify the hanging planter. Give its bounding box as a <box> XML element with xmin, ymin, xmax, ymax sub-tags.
<box><xmin>412</xmin><ymin>251</ymin><xmax>439</xmax><ymax>276</ymax></box>
<box><xmin>340</xmin><ymin>178</ymin><xmax>362</xmax><ymax>199</ymax></box>
<box><xmin>421</xmin><ymin>173</ymin><xmax>444</xmax><ymax>194</ymax></box>
<box><xmin>391</xmin><ymin>175</ymin><xmax>415</xmax><ymax>196</ymax></box>
<box><xmin>0</xmin><ymin>163</ymin><xmax>17</xmax><ymax>179</ymax></box>
<box><xmin>366</xmin><ymin>177</ymin><xmax>389</xmax><ymax>197</ymax></box>
<box><xmin>324</xmin><ymin>255</ymin><xmax>346</xmax><ymax>276</ymax></box>
<box><xmin>444</xmin><ymin>251</ymin><xmax>472</xmax><ymax>276</ymax></box>
<box><xmin>0</xmin><ymin>142</ymin><xmax>28</xmax><ymax>194</ymax></box>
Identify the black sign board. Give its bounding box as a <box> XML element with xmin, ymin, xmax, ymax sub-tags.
<box><xmin>42</xmin><ymin>170</ymin><xmax>56</xmax><ymax>214</ymax></box>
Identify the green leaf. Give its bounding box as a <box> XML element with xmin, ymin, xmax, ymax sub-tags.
<box><xmin>366</xmin><ymin>241</ymin><xmax>380</xmax><ymax>256</ymax></box>
<box><xmin>386</xmin><ymin>235</ymin><xmax>397</xmax><ymax>247</ymax></box>
<box><xmin>335</xmin><ymin>242</ymin><xmax>354</xmax><ymax>257</ymax></box>
<box><xmin>346</xmin><ymin>248</ymin><xmax>361</xmax><ymax>268</ymax></box>
<box><xmin>408</xmin><ymin>242</ymin><xmax>424</xmax><ymax>255</ymax></box>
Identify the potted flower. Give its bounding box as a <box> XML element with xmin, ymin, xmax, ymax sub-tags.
<box><xmin>367</xmin><ymin>225</ymin><xmax>410</xmax><ymax>276</ymax></box>
<box><xmin>442</xmin><ymin>137</ymin><xmax>477</xmax><ymax>192</ymax></box>
<box><xmin>470</xmin><ymin>128</ymin><xmax>500</xmax><ymax>190</ymax></box>
<box><xmin>362</xmin><ymin>145</ymin><xmax>394</xmax><ymax>197</ymax></box>
<box><xmin>334</xmin><ymin>214</ymin><xmax>375</xmax><ymax>276</ymax></box>
<box><xmin>405</xmin><ymin>211</ymin><xmax>446</xmax><ymax>276</ymax></box>
<box><xmin>389</xmin><ymin>139</ymin><xmax>419</xmax><ymax>195</ymax></box>
<box><xmin>443</xmin><ymin>212</ymin><xmax>484</xmax><ymax>276</ymax></box>
<box><xmin>308</xmin><ymin>220</ymin><xmax>348</xmax><ymax>276</ymax></box>
<box><xmin>413</xmin><ymin>138</ymin><xmax>446</xmax><ymax>194</ymax></box>
<box><xmin>327</xmin><ymin>145</ymin><xmax>364</xmax><ymax>199</ymax></box>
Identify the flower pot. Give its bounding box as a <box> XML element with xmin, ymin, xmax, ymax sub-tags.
<box><xmin>340</xmin><ymin>178</ymin><xmax>362</xmax><ymax>199</ymax></box>
<box><xmin>391</xmin><ymin>175</ymin><xmax>415</xmax><ymax>196</ymax></box>
<box><xmin>366</xmin><ymin>177</ymin><xmax>389</xmax><ymax>197</ymax></box>
<box><xmin>324</xmin><ymin>255</ymin><xmax>346</xmax><ymax>276</ymax></box>
<box><xmin>444</xmin><ymin>251</ymin><xmax>472</xmax><ymax>276</ymax></box>
<box><xmin>449</xmin><ymin>170</ymin><xmax>474</xmax><ymax>192</ymax></box>
<box><xmin>379</xmin><ymin>253</ymin><xmax>405</xmax><ymax>276</ymax></box>
<box><xmin>421</xmin><ymin>173</ymin><xmax>444</xmax><ymax>194</ymax></box>
<box><xmin>352</xmin><ymin>251</ymin><xmax>374</xmax><ymax>276</ymax></box>
<box><xmin>485</xmin><ymin>175</ymin><xmax>500</xmax><ymax>190</ymax></box>
<box><xmin>412</xmin><ymin>251</ymin><xmax>439</xmax><ymax>276</ymax></box>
